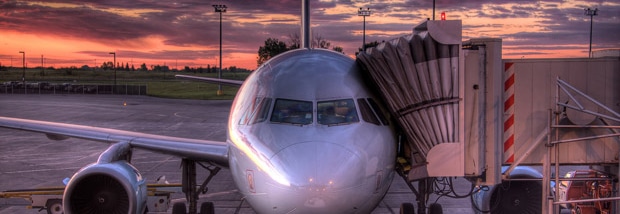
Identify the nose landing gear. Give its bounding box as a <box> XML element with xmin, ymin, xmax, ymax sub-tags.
<box><xmin>172</xmin><ymin>159</ymin><xmax>221</xmax><ymax>214</ymax></box>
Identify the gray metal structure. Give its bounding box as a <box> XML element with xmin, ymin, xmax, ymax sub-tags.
<box><xmin>464</xmin><ymin>38</ymin><xmax>620</xmax><ymax>214</ymax></box>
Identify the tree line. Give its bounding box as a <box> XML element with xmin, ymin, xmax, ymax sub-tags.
<box><xmin>256</xmin><ymin>33</ymin><xmax>383</xmax><ymax>67</ymax></box>
<box><xmin>98</xmin><ymin>62</ymin><xmax>251</xmax><ymax>73</ymax></box>
<box><xmin>1</xmin><ymin>34</ymin><xmax>382</xmax><ymax>73</ymax></box>
<box><xmin>257</xmin><ymin>33</ymin><xmax>345</xmax><ymax>66</ymax></box>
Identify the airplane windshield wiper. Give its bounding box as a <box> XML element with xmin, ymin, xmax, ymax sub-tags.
<box><xmin>327</xmin><ymin>122</ymin><xmax>354</xmax><ymax>127</ymax></box>
<box><xmin>271</xmin><ymin>121</ymin><xmax>306</xmax><ymax>126</ymax></box>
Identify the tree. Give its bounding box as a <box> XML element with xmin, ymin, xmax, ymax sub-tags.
<box><xmin>228</xmin><ymin>66</ymin><xmax>237</xmax><ymax>73</ymax></box>
<box><xmin>257</xmin><ymin>34</ymin><xmax>344</xmax><ymax>66</ymax></box>
<box><xmin>332</xmin><ymin>46</ymin><xmax>344</xmax><ymax>54</ymax></box>
<box><xmin>257</xmin><ymin>38</ymin><xmax>289</xmax><ymax>66</ymax></box>
<box><xmin>101</xmin><ymin>61</ymin><xmax>114</xmax><ymax>70</ymax></box>
<box><xmin>140</xmin><ymin>63</ymin><xmax>148</xmax><ymax>71</ymax></box>
<box><xmin>288</xmin><ymin>32</ymin><xmax>337</xmax><ymax>50</ymax></box>
<box><xmin>288</xmin><ymin>33</ymin><xmax>300</xmax><ymax>49</ymax></box>
<box><xmin>355</xmin><ymin>41</ymin><xmax>382</xmax><ymax>55</ymax></box>
<box><xmin>313</xmin><ymin>34</ymin><xmax>331</xmax><ymax>49</ymax></box>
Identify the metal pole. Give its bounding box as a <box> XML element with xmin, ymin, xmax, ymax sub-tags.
<box><xmin>213</xmin><ymin>4</ymin><xmax>227</xmax><ymax>95</ymax></box>
<box><xmin>109</xmin><ymin>52</ymin><xmax>116</xmax><ymax>94</ymax></box>
<box><xmin>433</xmin><ymin>0</ymin><xmax>436</xmax><ymax>20</ymax></box>
<box><xmin>19</xmin><ymin>51</ymin><xmax>25</xmax><ymax>93</ymax></box>
<box><xmin>363</xmin><ymin>15</ymin><xmax>366</xmax><ymax>50</ymax></box>
<box><xmin>301</xmin><ymin>0</ymin><xmax>310</xmax><ymax>49</ymax></box>
<box><xmin>584</xmin><ymin>8</ymin><xmax>598</xmax><ymax>58</ymax></box>
<box><xmin>589</xmin><ymin>15</ymin><xmax>593</xmax><ymax>58</ymax></box>
<box><xmin>41</xmin><ymin>55</ymin><xmax>44</xmax><ymax>77</ymax></box>
<box><xmin>358</xmin><ymin>8</ymin><xmax>371</xmax><ymax>51</ymax></box>
<box><xmin>114</xmin><ymin>54</ymin><xmax>116</xmax><ymax>91</ymax></box>
<box><xmin>219</xmin><ymin>11</ymin><xmax>222</xmax><ymax>94</ymax></box>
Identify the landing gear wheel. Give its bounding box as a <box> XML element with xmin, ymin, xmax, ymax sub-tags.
<box><xmin>172</xmin><ymin>202</ymin><xmax>187</xmax><ymax>214</ymax></box>
<box><xmin>46</xmin><ymin>199</ymin><xmax>63</xmax><ymax>214</ymax></box>
<box><xmin>200</xmin><ymin>202</ymin><xmax>215</xmax><ymax>214</ymax></box>
<box><xmin>429</xmin><ymin>203</ymin><xmax>443</xmax><ymax>214</ymax></box>
<box><xmin>400</xmin><ymin>203</ymin><xmax>415</xmax><ymax>214</ymax></box>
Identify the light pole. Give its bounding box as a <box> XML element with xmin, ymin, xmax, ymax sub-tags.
<box><xmin>109</xmin><ymin>52</ymin><xmax>116</xmax><ymax>93</ymax></box>
<box><xmin>433</xmin><ymin>0</ymin><xmax>436</xmax><ymax>20</ymax></box>
<box><xmin>19</xmin><ymin>51</ymin><xmax>25</xmax><ymax>91</ymax></box>
<box><xmin>358</xmin><ymin>7</ymin><xmax>371</xmax><ymax>51</ymax></box>
<box><xmin>584</xmin><ymin>8</ymin><xmax>598</xmax><ymax>58</ymax></box>
<box><xmin>41</xmin><ymin>55</ymin><xmax>44</xmax><ymax>76</ymax></box>
<box><xmin>213</xmin><ymin>4</ymin><xmax>227</xmax><ymax>96</ymax></box>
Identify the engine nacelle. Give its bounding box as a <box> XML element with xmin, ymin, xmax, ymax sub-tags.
<box><xmin>473</xmin><ymin>166</ymin><xmax>543</xmax><ymax>214</ymax></box>
<box><xmin>63</xmin><ymin>142</ymin><xmax>147</xmax><ymax>214</ymax></box>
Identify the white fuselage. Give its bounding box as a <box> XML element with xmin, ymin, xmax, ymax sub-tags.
<box><xmin>226</xmin><ymin>49</ymin><xmax>397</xmax><ymax>213</ymax></box>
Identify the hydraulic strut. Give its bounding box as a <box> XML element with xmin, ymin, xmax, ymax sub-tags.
<box><xmin>181</xmin><ymin>159</ymin><xmax>221</xmax><ymax>214</ymax></box>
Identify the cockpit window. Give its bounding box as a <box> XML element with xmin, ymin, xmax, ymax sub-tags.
<box><xmin>270</xmin><ymin>99</ymin><xmax>313</xmax><ymax>125</ymax></box>
<box><xmin>317</xmin><ymin>99</ymin><xmax>359</xmax><ymax>125</ymax></box>
<box><xmin>239</xmin><ymin>97</ymin><xmax>272</xmax><ymax>125</ymax></box>
<box><xmin>358</xmin><ymin>98</ymin><xmax>381</xmax><ymax>125</ymax></box>
<box><xmin>250</xmin><ymin>98</ymin><xmax>272</xmax><ymax>124</ymax></box>
<box><xmin>367</xmin><ymin>98</ymin><xmax>390</xmax><ymax>126</ymax></box>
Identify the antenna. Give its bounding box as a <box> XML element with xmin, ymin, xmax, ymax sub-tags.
<box><xmin>301</xmin><ymin>0</ymin><xmax>310</xmax><ymax>49</ymax></box>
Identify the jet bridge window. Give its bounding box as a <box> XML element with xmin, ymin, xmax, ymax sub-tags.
<box><xmin>317</xmin><ymin>99</ymin><xmax>359</xmax><ymax>125</ymax></box>
<box><xmin>270</xmin><ymin>99</ymin><xmax>313</xmax><ymax>125</ymax></box>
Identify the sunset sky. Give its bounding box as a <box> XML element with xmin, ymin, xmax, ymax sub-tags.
<box><xmin>0</xmin><ymin>0</ymin><xmax>618</xmax><ymax>70</ymax></box>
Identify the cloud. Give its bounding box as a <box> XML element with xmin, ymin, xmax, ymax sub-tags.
<box><xmin>0</xmin><ymin>0</ymin><xmax>618</xmax><ymax>69</ymax></box>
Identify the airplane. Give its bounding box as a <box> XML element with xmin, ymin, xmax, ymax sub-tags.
<box><xmin>0</xmin><ymin>2</ymin><xmax>405</xmax><ymax>214</ymax></box>
<box><xmin>0</xmin><ymin>45</ymin><xmax>397</xmax><ymax>213</ymax></box>
<box><xmin>0</xmin><ymin>47</ymin><xmax>398</xmax><ymax>214</ymax></box>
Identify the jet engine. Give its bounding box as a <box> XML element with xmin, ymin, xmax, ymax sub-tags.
<box><xmin>472</xmin><ymin>166</ymin><xmax>543</xmax><ymax>214</ymax></box>
<box><xmin>63</xmin><ymin>142</ymin><xmax>147</xmax><ymax>214</ymax></box>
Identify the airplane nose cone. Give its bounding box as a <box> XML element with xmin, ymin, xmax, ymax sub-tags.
<box><xmin>268</xmin><ymin>142</ymin><xmax>366</xmax><ymax>213</ymax></box>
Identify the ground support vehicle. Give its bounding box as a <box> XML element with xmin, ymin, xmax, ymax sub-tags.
<box><xmin>556</xmin><ymin>170</ymin><xmax>615</xmax><ymax>214</ymax></box>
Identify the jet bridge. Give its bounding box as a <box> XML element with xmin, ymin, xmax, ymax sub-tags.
<box><xmin>357</xmin><ymin>20</ymin><xmax>465</xmax><ymax>180</ymax></box>
<box><xmin>358</xmin><ymin>20</ymin><xmax>620</xmax><ymax>214</ymax></box>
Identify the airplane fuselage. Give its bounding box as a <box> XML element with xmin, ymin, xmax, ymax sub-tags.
<box><xmin>227</xmin><ymin>49</ymin><xmax>397</xmax><ymax>213</ymax></box>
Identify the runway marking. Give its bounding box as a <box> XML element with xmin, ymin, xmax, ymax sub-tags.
<box><xmin>140</xmin><ymin>156</ymin><xmax>178</xmax><ymax>172</ymax></box>
<box><xmin>174</xmin><ymin>112</ymin><xmax>192</xmax><ymax>119</ymax></box>
<box><xmin>169</xmin><ymin>189</ymin><xmax>242</xmax><ymax>204</ymax></box>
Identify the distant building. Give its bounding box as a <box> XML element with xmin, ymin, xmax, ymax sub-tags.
<box><xmin>593</xmin><ymin>49</ymin><xmax>620</xmax><ymax>58</ymax></box>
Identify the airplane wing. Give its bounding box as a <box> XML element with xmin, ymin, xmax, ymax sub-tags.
<box><xmin>176</xmin><ymin>74</ymin><xmax>244</xmax><ymax>86</ymax></box>
<box><xmin>0</xmin><ymin>116</ymin><xmax>229</xmax><ymax>166</ymax></box>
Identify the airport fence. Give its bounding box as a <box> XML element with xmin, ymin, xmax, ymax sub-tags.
<box><xmin>0</xmin><ymin>84</ymin><xmax>148</xmax><ymax>95</ymax></box>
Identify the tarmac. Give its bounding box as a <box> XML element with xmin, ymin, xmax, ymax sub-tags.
<box><xmin>0</xmin><ymin>94</ymin><xmax>486</xmax><ymax>213</ymax></box>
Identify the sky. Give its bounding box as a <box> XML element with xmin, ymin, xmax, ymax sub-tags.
<box><xmin>0</xmin><ymin>0</ymin><xmax>618</xmax><ymax>70</ymax></box>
